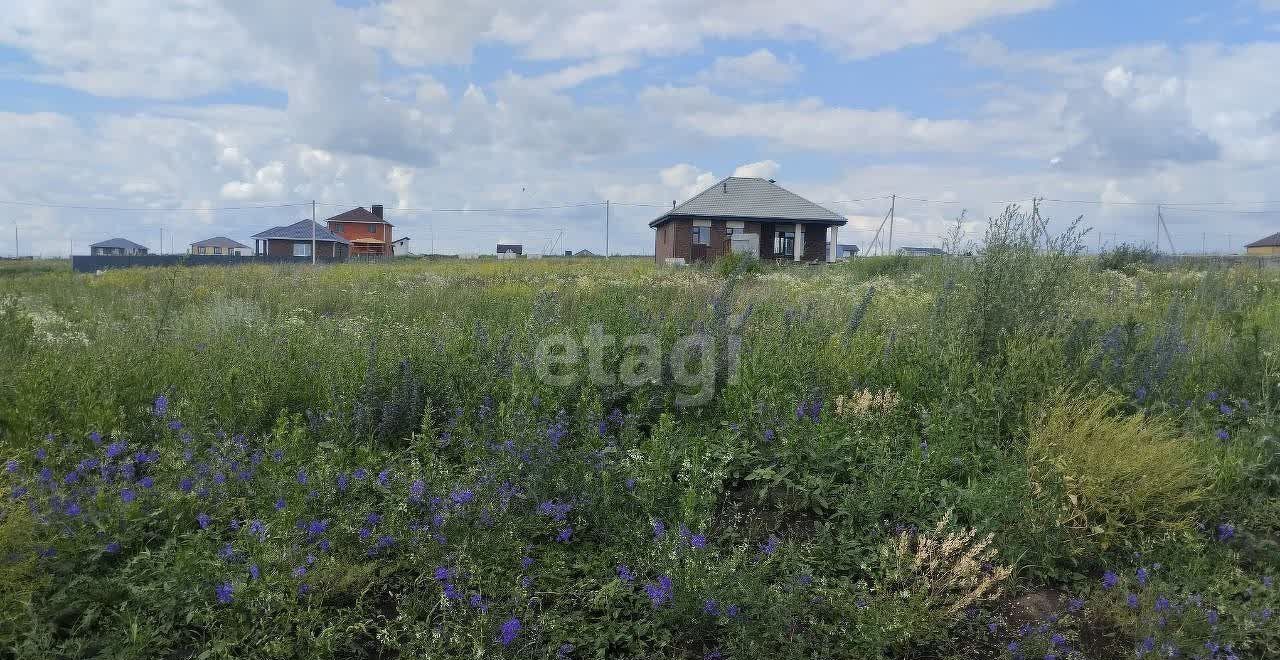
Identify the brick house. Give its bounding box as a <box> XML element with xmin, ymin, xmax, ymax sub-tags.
<box><xmin>325</xmin><ymin>205</ymin><xmax>399</xmax><ymax>257</ymax></box>
<box><xmin>250</xmin><ymin>219</ymin><xmax>350</xmax><ymax>259</ymax></box>
<box><xmin>1245</xmin><ymin>232</ymin><xmax>1280</xmax><ymax>256</ymax></box>
<box><xmin>650</xmin><ymin>177</ymin><xmax>848</xmax><ymax>264</ymax></box>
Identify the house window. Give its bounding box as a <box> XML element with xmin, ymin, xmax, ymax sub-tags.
<box><xmin>368</xmin><ymin>223</ymin><xmax>378</xmax><ymax>234</ymax></box>
<box><xmin>692</xmin><ymin>226</ymin><xmax>710</xmax><ymax>245</ymax></box>
<box><xmin>213</xmin><ymin>247</ymin><xmax>223</xmax><ymax>255</ymax></box>
<box><xmin>774</xmin><ymin>231</ymin><xmax>795</xmax><ymax>256</ymax></box>
<box><xmin>293</xmin><ymin>242</ymin><xmax>312</xmax><ymax>257</ymax></box>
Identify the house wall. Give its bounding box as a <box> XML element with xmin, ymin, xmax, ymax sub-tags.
<box><xmin>1247</xmin><ymin>246</ymin><xmax>1280</xmax><ymax>256</ymax></box>
<box><xmin>655</xmin><ymin>218</ymin><xmax>693</xmax><ymax>262</ymax></box>
<box><xmin>802</xmin><ymin>226</ymin><xmax>827</xmax><ymax>261</ymax></box>
<box><xmin>264</xmin><ymin>239</ymin><xmax>345</xmax><ymax>259</ymax></box>
<box><xmin>329</xmin><ymin>221</ymin><xmax>393</xmax><ymax>255</ymax></box>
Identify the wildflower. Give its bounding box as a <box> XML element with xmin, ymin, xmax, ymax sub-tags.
<box><xmin>763</xmin><ymin>429</ymin><xmax>775</xmax><ymax>442</ymax></box>
<box><xmin>197</xmin><ymin>513</ymin><xmax>212</xmax><ymax>529</ymax></box>
<box><xmin>557</xmin><ymin>643</ymin><xmax>574</xmax><ymax>659</ymax></box>
<box><xmin>292</xmin><ymin>566</ymin><xmax>307</xmax><ymax>578</ymax></box>
<box><xmin>1206</xmin><ymin>609</ymin><xmax>1219</xmax><ymax>626</ymax></box>
<box><xmin>920</xmin><ymin>439</ymin><xmax>928</xmax><ymax>460</ymax></box>
<box><xmin>377</xmin><ymin>470</ymin><xmax>389</xmax><ymax>486</ymax></box>
<box><xmin>306</xmin><ymin>519</ymin><xmax>329</xmax><ymax>537</ymax></box>
<box><xmin>167</xmin><ymin>421</ymin><xmax>183</xmax><ymax>431</ymax></box>
<box><xmin>652</xmin><ymin>520</ymin><xmax>666</xmax><ymax>539</ymax></box>
<box><xmin>556</xmin><ymin>527</ymin><xmax>572</xmax><ymax>543</ymax></box>
<box><xmin>761</xmin><ymin>535</ymin><xmax>780</xmax><ymax>556</ymax></box>
<box><xmin>215</xmin><ymin>581</ymin><xmax>233</xmax><ymax>604</ymax></box>
<box><xmin>1207</xmin><ymin>391</ymin><xmax>1219</xmax><ymax>402</ymax></box>
<box><xmin>645</xmin><ymin>575</ymin><xmax>674</xmax><ymax>607</ymax></box>
<box><xmin>271</xmin><ymin>449</ymin><xmax>283</xmax><ymax>462</ymax></box>
<box><xmin>298</xmin><ymin>583</ymin><xmax>311</xmax><ymax>595</ymax></box>
<box><xmin>296</xmin><ymin>469</ymin><xmax>308</xmax><ymax>485</ymax></box>
<box><xmin>1102</xmin><ymin>571</ymin><xmax>1118</xmax><ymax>590</ymax></box>
<box><xmin>106</xmin><ymin>440</ymin><xmax>127</xmax><ymax>460</ymax></box>
<box><xmin>120</xmin><ymin>488</ymin><xmax>136</xmax><ymax>503</ymax></box>
<box><xmin>1216</xmin><ymin>523</ymin><xmax>1235</xmax><ymax>541</ymax></box>
<box><xmin>1007</xmin><ymin>642</ymin><xmax>1019</xmax><ymax>653</ymax></box>
<box><xmin>337</xmin><ymin>473</ymin><xmax>349</xmax><ymax>492</ymax></box>
<box><xmin>105</xmin><ymin>541</ymin><xmax>121</xmax><ymax>553</ymax></box>
<box><xmin>64</xmin><ymin>501</ymin><xmax>81</xmax><ymax>516</ymax></box>
<box><xmin>139</xmin><ymin>476</ymin><xmax>154</xmax><ymax>489</ymax></box>
<box><xmin>1219</xmin><ymin>403</ymin><xmax>1234</xmax><ymax>415</ymax></box>
<box><xmin>450</xmin><ymin>489</ymin><xmax>474</xmax><ymax>505</ymax></box>
<box><xmin>725</xmin><ymin>604</ymin><xmax>740</xmax><ymax>618</ymax></box>
<box><xmin>89</xmin><ymin>431</ymin><xmax>102</xmax><ymax>445</ymax></box>
<box><xmin>1137</xmin><ymin>567</ymin><xmax>1149</xmax><ymax>586</ymax></box>
<box><xmin>1126</xmin><ymin>593</ymin><xmax>1139</xmax><ymax>609</ymax></box>
<box><xmin>690</xmin><ymin>534</ymin><xmax>707</xmax><ymax>549</ymax></box>
<box><xmin>274</xmin><ymin>498</ymin><xmax>286</xmax><ymax>511</ymax></box>
<box><xmin>249</xmin><ymin>564</ymin><xmax>260</xmax><ymax>580</ymax></box>
<box><xmin>469</xmin><ymin>593</ymin><xmax>489</xmax><ymax>612</ymax></box>
<box><xmin>410</xmin><ymin>479</ymin><xmax>425</xmax><ymax>501</ymax></box>
<box><xmin>443</xmin><ymin>582</ymin><xmax>460</xmax><ymax>601</ymax></box>
<box><xmin>359</xmin><ymin>527</ymin><xmax>372</xmax><ymax>540</ymax></box>
<box><xmin>1155</xmin><ymin>596</ymin><xmax>1170</xmax><ymax>612</ymax></box>
<box><xmin>1067</xmin><ymin>598</ymin><xmax>1085</xmax><ymax>612</ymax></box>
<box><xmin>625</xmin><ymin>477</ymin><xmax>636</xmax><ymax>491</ymax></box>
<box><xmin>704</xmin><ymin>599</ymin><xmax>719</xmax><ymax>615</ymax></box>
<box><xmin>499</xmin><ymin>618</ymin><xmax>522</xmax><ymax>647</ymax></box>
<box><xmin>354</xmin><ymin>468</ymin><xmax>367</xmax><ymax>480</ymax></box>
<box><xmin>1215</xmin><ymin>428</ymin><xmax>1230</xmax><ymax>441</ymax></box>
<box><xmin>4</xmin><ymin>459</ymin><xmax>17</xmax><ymax>473</ymax></box>
<box><xmin>1050</xmin><ymin>633</ymin><xmax>1065</xmax><ymax>647</ymax></box>
<box><xmin>1264</xmin><ymin>576</ymin><xmax>1273</xmax><ymax>589</ymax></box>
<box><xmin>35</xmin><ymin>448</ymin><xmax>47</xmax><ymax>461</ymax></box>
<box><xmin>153</xmin><ymin>395</ymin><xmax>168</xmax><ymax>416</ymax></box>
<box><xmin>433</xmin><ymin>566</ymin><xmax>451</xmax><ymax>582</ymax></box>
<box><xmin>617</xmin><ymin>565</ymin><xmax>634</xmax><ymax>583</ymax></box>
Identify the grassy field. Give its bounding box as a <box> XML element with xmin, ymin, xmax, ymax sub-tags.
<box><xmin>1</xmin><ymin>213</ymin><xmax>1277</xmax><ymax>658</ymax></box>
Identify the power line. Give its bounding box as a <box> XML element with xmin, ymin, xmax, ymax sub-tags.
<box><xmin>314</xmin><ymin>201</ymin><xmax>604</xmax><ymax>213</ymax></box>
<box><xmin>0</xmin><ymin>199</ymin><xmax>309</xmax><ymax>212</ymax></box>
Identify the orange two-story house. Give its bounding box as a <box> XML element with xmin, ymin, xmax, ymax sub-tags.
<box><xmin>326</xmin><ymin>205</ymin><xmax>396</xmax><ymax>257</ymax></box>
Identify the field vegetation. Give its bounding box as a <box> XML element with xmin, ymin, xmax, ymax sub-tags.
<box><xmin>1</xmin><ymin>208</ymin><xmax>1277</xmax><ymax>658</ymax></box>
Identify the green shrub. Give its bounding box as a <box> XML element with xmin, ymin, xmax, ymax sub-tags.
<box><xmin>1028</xmin><ymin>391</ymin><xmax>1212</xmax><ymax>555</ymax></box>
<box><xmin>1097</xmin><ymin>243</ymin><xmax>1157</xmax><ymax>273</ymax></box>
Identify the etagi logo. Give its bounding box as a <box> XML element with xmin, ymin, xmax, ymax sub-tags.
<box><xmin>533</xmin><ymin>324</ymin><xmax>742</xmax><ymax>407</ymax></box>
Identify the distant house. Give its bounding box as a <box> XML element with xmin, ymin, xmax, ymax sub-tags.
<box><xmin>573</xmin><ymin>249</ymin><xmax>599</xmax><ymax>257</ymax></box>
<box><xmin>189</xmin><ymin>237</ymin><xmax>249</xmax><ymax>256</ymax></box>
<box><xmin>897</xmin><ymin>246</ymin><xmax>946</xmax><ymax>257</ymax></box>
<box><xmin>1245</xmin><ymin>232</ymin><xmax>1280</xmax><ymax>256</ymax></box>
<box><xmin>836</xmin><ymin>244</ymin><xmax>860</xmax><ymax>259</ymax></box>
<box><xmin>650</xmin><ymin>177</ymin><xmax>848</xmax><ymax>264</ymax></box>
<box><xmin>250</xmin><ymin>219</ymin><xmax>350</xmax><ymax>259</ymax></box>
<box><xmin>497</xmin><ymin>244</ymin><xmax>523</xmax><ymax>259</ymax></box>
<box><xmin>90</xmin><ymin>238</ymin><xmax>148</xmax><ymax>256</ymax></box>
<box><xmin>326</xmin><ymin>205</ymin><xmax>400</xmax><ymax>257</ymax></box>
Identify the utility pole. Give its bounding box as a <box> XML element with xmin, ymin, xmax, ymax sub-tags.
<box><xmin>14</xmin><ymin>223</ymin><xmax>18</xmax><ymax>258</ymax></box>
<box><xmin>160</xmin><ymin>225</ymin><xmax>164</xmax><ymax>255</ymax></box>
<box><xmin>887</xmin><ymin>194</ymin><xmax>896</xmax><ymax>256</ymax></box>
<box><xmin>311</xmin><ymin>199</ymin><xmax>317</xmax><ymax>265</ymax></box>
<box><xmin>1154</xmin><ymin>205</ymin><xmax>1161</xmax><ymax>254</ymax></box>
<box><xmin>605</xmin><ymin>199</ymin><xmax>610</xmax><ymax>258</ymax></box>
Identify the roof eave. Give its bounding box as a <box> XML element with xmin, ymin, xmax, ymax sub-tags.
<box><xmin>650</xmin><ymin>213</ymin><xmax>847</xmax><ymax>228</ymax></box>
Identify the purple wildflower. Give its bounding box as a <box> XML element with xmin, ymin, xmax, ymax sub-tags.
<box><xmin>215</xmin><ymin>581</ymin><xmax>233</xmax><ymax>604</ymax></box>
<box><xmin>761</xmin><ymin>534</ymin><xmax>780</xmax><ymax>556</ymax></box>
<box><xmin>1137</xmin><ymin>567</ymin><xmax>1149</xmax><ymax>586</ymax></box>
<box><xmin>1102</xmin><ymin>571</ymin><xmax>1118</xmax><ymax>590</ymax></box>
<box><xmin>120</xmin><ymin>488</ymin><xmax>136</xmax><ymax>503</ymax></box>
<box><xmin>690</xmin><ymin>534</ymin><xmax>706</xmax><ymax>549</ymax></box>
<box><xmin>197</xmin><ymin>513</ymin><xmax>211</xmax><ymax>529</ymax></box>
<box><xmin>499</xmin><ymin>618</ymin><xmax>522</xmax><ymax>647</ymax></box>
<box><xmin>153</xmin><ymin>395</ymin><xmax>168</xmax><ymax>416</ymax></box>
<box><xmin>617</xmin><ymin>565</ymin><xmax>634</xmax><ymax>583</ymax></box>
<box><xmin>1215</xmin><ymin>428</ymin><xmax>1230</xmax><ymax>441</ymax></box>
<box><xmin>1217</xmin><ymin>523</ymin><xmax>1235</xmax><ymax>541</ymax></box>
<box><xmin>1126</xmin><ymin>593</ymin><xmax>1139</xmax><ymax>609</ymax></box>
<box><xmin>645</xmin><ymin>575</ymin><xmax>673</xmax><ymax>607</ymax></box>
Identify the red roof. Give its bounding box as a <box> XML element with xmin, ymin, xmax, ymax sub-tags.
<box><xmin>325</xmin><ymin>207</ymin><xmax>393</xmax><ymax>227</ymax></box>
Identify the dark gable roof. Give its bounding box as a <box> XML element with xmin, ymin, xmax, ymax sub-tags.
<box><xmin>325</xmin><ymin>207</ymin><xmax>393</xmax><ymax>227</ymax></box>
<box><xmin>251</xmin><ymin>219</ymin><xmax>350</xmax><ymax>244</ymax></box>
<box><xmin>1246</xmin><ymin>231</ymin><xmax>1280</xmax><ymax>248</ymax></box>
<box><xmin>90</xmin><ymin>237</ymin><xmax>147</xmax><ymax>250</ymax></box>
<box><xmin>496</xmin><ymin>244</ymin><xmax>523</xmax><ymax>253</ymax></box>
<box><xmin>190</xmin><ymin>236</ymin><xmax>248</xmax><ymax>249</ymax></box>
<box><xmin>650</xmin><ymin>177</ymin><xmax>847</xmax><ymax>228</ymax></box>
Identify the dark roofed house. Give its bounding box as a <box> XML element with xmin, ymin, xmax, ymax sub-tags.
<box><xmin>1245</xmin><ymin>232</ymin><xmax>1280</xmax><ymax>256</ymax></box>
<box><xmin>251</xmin><ymin>219</ymin><xmax>349</xmax><ymax>260</ymax></box>
<box><xmin>573</xmin><ymin>249</ymin><xmax>599</xmax><ymax>257</ymax></box>
<box><xmin>190</xmin><ymin>236</ymin><xmax>249</xmax><ymax>256</ymax></box>
<box><xmin>90</xmin><ymin>238</ymin><xmax>148</xmax><ymax>256</ymax></box>
<box><xmin>649</xmin><ymin>177</ymin><xmax>848</xmax><ymax>263</ymax></box>
<box><xmin>496</xmin><ymin>244</ymin><xmax>523</xmax><ymax>258</ymax></box>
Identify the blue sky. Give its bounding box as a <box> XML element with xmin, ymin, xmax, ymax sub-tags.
<box><xmin>2</xmin><ymin>0</ymin><xmax>1280</xmax><ymax>256</ymax></box>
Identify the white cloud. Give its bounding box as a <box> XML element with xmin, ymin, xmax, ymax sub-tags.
<box><xmin>699</xmin><ymin>50</ymin><xmax>801</xmax><ymax>87</ymax></box>
<box><xmin>221</xmin><ymin>161</ymin><xmax>286</xmax><ymax>200</ymax></box>
<box><xmin>733</xmin><ymin>160</ymin><xmax>781</xmax><ymax>179</ymax></box>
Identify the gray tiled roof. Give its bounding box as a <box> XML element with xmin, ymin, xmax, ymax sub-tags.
<box><xmin>190</xmin><ymin>236</ymin><xmax>248</xmax><ymax>249</ymax></box>
<box><xmin>326</xmin><ymin>207</ymin><xmax>393</xmax><ymax>227</ymax></box>
<box><xmin>90</xmin><ymin>237</ymin><xmax>148</xmax><ymax>250</ymax></box>
<box><xmin>1246</xmin><ymin>231</ymin><xmax>1280</xmax><ymax>248</ymax></box>
<box><xmin>251</xmin><ymin>219</ymin><xmax>350</xmax><ymax>244</ymax></box>
<box><xmin>650</xmin><ymin>177</ymin><xmax>847</xmax><ymax>227</ymax></box>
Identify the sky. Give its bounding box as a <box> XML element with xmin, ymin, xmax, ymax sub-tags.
<box><xmin>4</xmin><ymin>0</ymin><xmax>1280</xmax><ymax>257</ymax></box>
